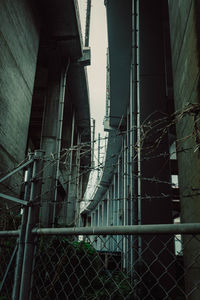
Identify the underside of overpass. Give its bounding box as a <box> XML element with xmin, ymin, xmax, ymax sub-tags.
<box><xmin>0</xmin><ymin>1</ymin><xmax>200</xmax><ymax>299</ymax></box>
<box><xmin>0</xmin><ymin>0</ymin><xmax>91</xmax><ymax>228</ymax></box>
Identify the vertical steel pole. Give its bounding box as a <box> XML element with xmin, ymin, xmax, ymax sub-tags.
<box><xmin>135</xmin><ymin>0</ymin><xmax>142</xmax><ymax>258</ymax></box>
<box><xmin>19</xmin><ymin>150</ymin><xmax>44</xmax><ymax>300</ymax></box>
<box><xmin>130</xmin><ymin>0</ymin><xmax>135</xmax><ymax>278</ymax></box>
<box><xmin>113</xmin><ymin>173</ymin><xmax>117</xmax><ymax>251</ymax></box>
<box><xmin>66</xmin><ymin>111</ymin><xmax>75</xmax><ymax>225</ymax></box>
<box><xmin>75</xmin><ymin>134</ymin><xmax>81</xmax><ymax>227</ymax></box>
<box><xmin>123</xmin><ymin>135</ymin><xmax>127</xmax><ymax>269</ymax></box>
<box><xmin>12</xmin><ymin>153</ymin><xmax>33</xmax><ymax>300</ymax></box>
<box><xmin>117</xmin><ymin>157</ymin><xmax>120</xmax><ymax>249</ymax></box>
<box><xmin>91</xmin><ymin>119</ymin><xmax>95</xmax><ymax>168</ymax></box>
<box><xmin>97</xmin><ymin>133</ymin><xmax>101</xmax><ymax>180</ymax></box>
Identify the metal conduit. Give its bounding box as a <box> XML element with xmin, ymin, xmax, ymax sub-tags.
<box><xmin>53</xmin><ymin>58</ymin><xmax>70</xmax><ymax>227</ymax></box>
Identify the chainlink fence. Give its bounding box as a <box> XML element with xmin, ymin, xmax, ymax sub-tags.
<box><xmin>1</xmin><ymin>225</ymin><xmax>200</xmax><ymax>299</ymax></box>
<box><xmin>0</xmin><ymin>237</ymin><xmax>17</xmax><ymax>300</ymax></box>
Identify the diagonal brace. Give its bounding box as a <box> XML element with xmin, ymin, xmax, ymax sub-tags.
<box><xmin>0</xmin><ymin>159</ymin><xmax>34</xmax><ymax>184</ymax></box>
<box><xmin>0</xmin><ymin>193</ymin><xmax>28</xmax><ymax>206</ymax></box>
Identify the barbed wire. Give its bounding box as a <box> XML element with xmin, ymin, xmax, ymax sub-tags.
<box><xmin>1</xmin><ymin>103</ymin><xmax>200</xmax><ymax>221</ymax></box>
<box><xmin>0</xmin><ymin>143</ymin><xmax>193</xmax><ymax>200</ymax></box>
<box><xmin>0</xmin><ymin>103</ymin><xmax>199</xmax><ymax>179</ymax></box>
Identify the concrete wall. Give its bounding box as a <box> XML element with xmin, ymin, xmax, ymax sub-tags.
<box><xmin>0</xmin><ymin>0</ymin><xmax>40</xmax><ymax>196</ymax></box>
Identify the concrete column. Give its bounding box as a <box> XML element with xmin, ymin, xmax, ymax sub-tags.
<box><xmin>116</xmin><ymin>157</ymin><xmax>120</xmax><ymax>249</ymax></box>
<box><xmin>102</xmin><ymin>199</ymin><xmax>107</xmax><ymax>251</ymax></box>
<box><xmin>118</xmin><ymin>156</ymin><xmax>123</xmax><ymax>227</ymax></box>
<box><xmin>96</xmin><ymin>208</ymin><xmax>100</xmax><ymax>249</ymax></box>
<box><xmin>126</xmin><ymin>110</ymin><xmax>130</xmax><ymax>225</ymax></box>
<box><xmin>95</xmin><ymin>209</ymin><xmax>98</xmax><ymax>227</ymax></box>
<box><xmin>98</xmin><ymin>204</ymin><xmax>102</xmax><ymax>227</ymax></box>
<box><xmin>103</xmin><ymin>199</ymin><xmax>107</xmax><ymax>226</ymax></box>
<box><xmin>113</xmin><ymin>173</ymin><xmax>118</xmax><ymax>251</ymax></box>
<box><xmin>66</xmin><ymin>112</ymin><xmax>76</xmax><ymax>226</ymax></box>
<box><xmin>40</xmin><ymin>50</ymin><xmax>62</xmax><ymax>227</ymax></box>
<box><xmin>137</xmin><ymin>0</ymin><xmax>174</xmax><ymax>297</ymax></box>
<box><xmin>123</xmin><ymin>133</ymin><xmax>128</xmax><ymax>268</ymax></box>
<box><xmin>168</xmin><ymin>1</ymin><xmax>200</xmax><ymax>298</ymax></box>
<box><xmin>117</xmin><ymin>155</ymin><xmax>123</xmax><ymax>251</ymax></box>
<box><xmin>75</xmin><ymin>134</ymin><xmax>81</xmax><ymax>227</ymax></box>
<box><xmin>123</xmin><ymin>136</ymin><xmax>127</xmax><ymax>227</ymax></box>
<box><xmin>113</xmin><ymin>173</ymin><xmax>118</xmax><ymax>227</ymax></box>
<box><xmin>110</xmin><ymin>185</ymin><xmax>114</xmax><ymax>227</ymax></box>
<box><xmin>129</xmin><ymin>62</ymin><xmax>135</xmax><ymax>227</ymax></box>
<box><xmin>110</xmin><ymin>184</ymin><xmax>114</xmax><ymax>251</ymax></box>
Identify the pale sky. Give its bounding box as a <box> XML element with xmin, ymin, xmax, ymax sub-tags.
<box><xmin>78</xmin><ymin>0</ymin><xmax>108</xmax><ymax>206</ymax></box>
<box><xmin>78</xmin><ymin>0</ymin><xmax>108</xmax><ymax>138</ymax></box>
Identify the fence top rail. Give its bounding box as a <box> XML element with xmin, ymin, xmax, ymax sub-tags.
<box><xmin>1</xmin><ymin>223</ymin><xmax>200</xmax><ymax>238</ymax></box>
<box><xmin>33</xmin><ymin>223</ymin><xmax>200</xmax><ymax>236</ymax></box>
<box><xmin>0</xmin><ymin>230</ymin><xmax>20</xmax><ymax>237</ymax></box>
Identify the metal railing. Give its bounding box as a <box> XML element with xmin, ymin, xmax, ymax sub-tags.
<box><xmin>1</xmin><ymin>224</ymin><xmax>200</xmax><ymax>299</ymax></box>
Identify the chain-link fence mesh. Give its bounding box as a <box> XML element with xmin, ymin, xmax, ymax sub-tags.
<box><xmin>0</xmin><ymin>237</ymin><xmax>17</xmax><ymax>300</ymax></box>
<box><xmin>30</xmin><ymin>233</ymin><xmax>200</xmax><ymax>300</ymax></box>
<box><xmin>1</xmin><ymin>231</ymin><xmax>200</xmax><ymax>299</ymax></box>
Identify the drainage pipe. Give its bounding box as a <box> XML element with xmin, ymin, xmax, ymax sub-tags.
<box><xmin>53</xmin><ymin>58</ymin><xmax>70</xmax><ymax>227</ymax></box>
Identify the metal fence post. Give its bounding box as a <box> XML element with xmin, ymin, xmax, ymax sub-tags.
<box><xmin>19</xmin><ymin>150</ymin><xmax>44</xmax><ymax>300</ymax></box>
<box><xmin>12</xmin><ymin>153</ymin><xmax>34</xmax><ymax>300</ymax></box>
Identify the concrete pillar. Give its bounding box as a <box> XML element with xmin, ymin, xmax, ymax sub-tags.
<box><xmin>66</xmin><ymin>112</ymin><xmax>76</xmax><ymax>226</ymax></box>
<box><xmin>40</xmin><ymin>50</ymin><xmax>62</xmax><ymax>227</ymax></box>
<box><xmin>108</xmin><ymin>185</ymin><xmax>113</xmax><ymax>251</ymax></box>
<box><xmin>91</xmin><ymin>212</ymin><xmax>94</xmax><ymax>227</ymax></box>
<box><xmin>116</xmin><ymin>157</ymin><xmax>121</xmax><ymax>250</ymax></box>
<box><xmin>98</xmin><ymin>204</ymin><xmax>102</xmax><ymax>227</ymax></box>
<box><xmin>113</xmin><ymin>173</ymin><xmax>118</xmax><ymax>251</ymax></box>
<box><xmin>102</xmin><ymin>199</ymin><xmax>107</xmax><ymax>251</ymax></box>
<box><xmin>103</xmin><ymin>199</ymin><xmax>107</xmax><ymax>226</ymax></box>
<box><xmin>168</xmin><ymin>1</ymin><xmax>200</xmax><ymax>298</ymax></box>
<box><xmin>139</xmin><ymin>0</ymin><xmax>172</xmax><ymax>224</ymax></box>
<box><xmin>129</xmin><ymin>64</ymin><xmax>135</xmax><ymax>227</ymax></box>
<box><xmin>137</xmin><ymin>0</ymin><xmax>174</xmax><ymax>297</ymax></box>
<box><xmin>75</xmin><ymin>134</ymin><xmax>81</xmax><ymax>227</ymax></box>
<box><xmin>113</xmin><ymin>173</ymin><xmax>118</xmax><ymax>227</ymax></box>
<box><xmin>123</xmin><ymin>133</ymin><xmax>128</xmax><ymax>268</ymax></box>
<box><xmin>118</xmin><ymin>156</ymin><xmax>123</xmax><ymax>227</ymax></box>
